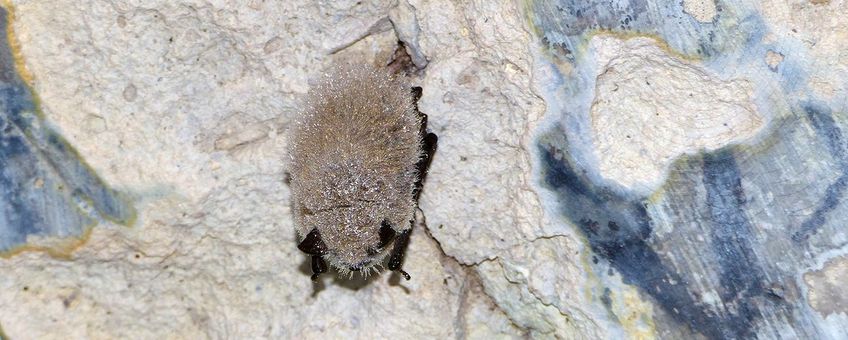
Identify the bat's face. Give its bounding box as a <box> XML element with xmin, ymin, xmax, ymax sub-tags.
<box><xmin>295</xmin><ymin>200</ymin><xmax>406</xmax><ymax>279</ymax></box>
<box><xmin>321</xmin><ymin>218</ymin><xmax>399</xmax><ymax>275</ymax></box>
<box><xmin>297</xmin><ymin>204</ymin><xmax>391</xmax><ymax>269</ymax></box>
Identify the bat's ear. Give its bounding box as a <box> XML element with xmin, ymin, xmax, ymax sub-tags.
<box><xmin>297</xmin><ymin>228</ymin><xmax>327</xmax><ymax>255</ymax></box>
<box><xmin>377</xmin><ymin>220</ymin><xmax>397</xmax><ymax>249</ymax></box>
<box><xmin>366</xmin><ymin>221</ymin><xmax>396</xmax><ymax>256</ymax></box>
<box><xmin>411</xmin><ymin>86</ymin><xmax>423</xmax><ymax>102</ymax></box>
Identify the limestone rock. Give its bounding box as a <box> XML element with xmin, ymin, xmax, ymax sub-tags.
<box><xmin>2</xmin><ymin>0</ymin><xmax>848</xmax><ymax>339</ymax></box>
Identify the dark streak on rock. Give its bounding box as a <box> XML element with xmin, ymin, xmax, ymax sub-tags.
<box><xmin>792</xmin><ymin>102</ymin><xmax>848</xmax><ymax>242</ymax></box>
<box><xmin>535</xmin><ymin>122</ymin><xmax>833</xmax><ymax>339</ymax></box>
<box><xmin>532</xmin><ymin>1</ymin><xmax>843</xmax><ymax>338</ymax></box>
<box><xmin>600</xmin><ymin>287</ymin><xmax>613</xmax><ymax>310</ymax></box>
<box><xmin>0</xmin><ymin>137</ymin><xmax>40</xmax><ymax>236</ymax></box>
<box><xmin>539</xmin><ymin>136</ymin><xmax>731</xmax><ymax>340</ymax></box>
<box><xmin>0</xmin><ymin>7</ymin><xmax>135</xmax><ymax>252</ymax></box>
<box><xmin>701</xmin><ymin>149</ymin><xmax>767</xmax><ymax>339</ymax></box>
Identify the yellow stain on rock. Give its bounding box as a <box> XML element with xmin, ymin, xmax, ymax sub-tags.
<box><xmin>1</xmin><ymin>0</ymin><xmax>35</xmax><ymax>84</ymax></box>
<box><xmin>0</xmin><ymin>227</ymin><xmax>94</xmax><ymax>260</ymax></box>
<box><xmin>611</xmin><ymin>287</ymin><xmax>658</xmax><ymax>340</ymax></box>
<box><xmin>578</xmin><ymin>238</ymin><xmax>658</xmax><ymax>339</ymax></box>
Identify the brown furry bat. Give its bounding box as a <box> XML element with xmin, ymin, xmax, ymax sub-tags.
<box><xmin>288</xmin><ymin>63</ymin><xmax>437</xmax><ymax>281</ymax></box>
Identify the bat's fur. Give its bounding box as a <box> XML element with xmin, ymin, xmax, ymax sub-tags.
<box><xmin>289</xmin><ymin>64</ymin><xmax>423</xmax><ymax>276</ymax></box>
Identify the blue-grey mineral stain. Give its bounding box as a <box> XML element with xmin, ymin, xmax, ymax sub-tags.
<box><xmin>532</xmin><ymin>0</ymin><xmax>848</xmax><ymax>339</ymax></box>
<box><xmin>0</xmin><ymin>7</ymin><xmax>134</xmax><ymax>253</ymax></box>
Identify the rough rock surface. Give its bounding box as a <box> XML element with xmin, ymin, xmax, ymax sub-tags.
<box><xmin>590</xmin><ymin>37</ymin><xmax>764</xmax><ymax>192</ymax></box>
<box><xmin>1</xmin><ymin>0</ymin><xmax>847</xmax><ymax>339</ymax></box>
<box><xmin>0</xmin><ymin>0</ymin><xmax>523</xmax><ymax>338</ymax></box>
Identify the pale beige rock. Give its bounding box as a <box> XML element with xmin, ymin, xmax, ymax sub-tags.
<box><xmin>683</xmin><ymin>0</ymin><xmax>717</xmax><ymax>23</ymax></box>
<box><xmin>475</xmin><ymin>237</ymin><xmax>602</xmax><ymax>339</ymax></box>
<box><xmin>765</xmin><ymin>50</ymin><xmax>785</xmax><ymax>71</ymax></box>
<box><xmin>804</xmin><ymin>256</ymin><xmax>848</xmax><ymax>316</ymax></box>
<box><xmin>410</xmin><ymin>1</ymin><xmax>606</xmax><ymax>337</ymax></box>
<box><xmin>412</xmin><ymin>0</ymin><xmax>547</xmax><ymax>265</ymax></box>
<box><xmin>589</xmin><ymin>36</ymin><xmax>764</xmax><ymax>193</ymax></box>
<box><xmin>760</xmin><ymin>0</ymin><xmax>848</xmax><ymax>101</ymax></box>
<box><xmin>389</xmin><ymin>0</ymin><xmax>427</xmax><ymax>68</ymax></box>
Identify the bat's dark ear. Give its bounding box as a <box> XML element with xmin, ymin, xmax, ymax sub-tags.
<box><xmin>367</xmin><ymin>221</ymin><xmax>397</xmax><ymax>255</ymax></box>
<box><xmin>411</xmin><ymin>86</ymin><xmax>423</xmax><ymax>102</ymax></box>
<box><xmin>298</xmin><ymin>228</ymin><xmax>327</xmax><ymax>255</ymax></box>
<box><xmin>377</xmin><ymin>220</ymin><xmax>397</xmax><ymax>249</ymax></box>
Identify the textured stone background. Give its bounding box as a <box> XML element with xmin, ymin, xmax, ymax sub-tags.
<box><xmin>0</xmin><ymin>0</ymin><xmax>846</xmax><ymax>339</ymax></box>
